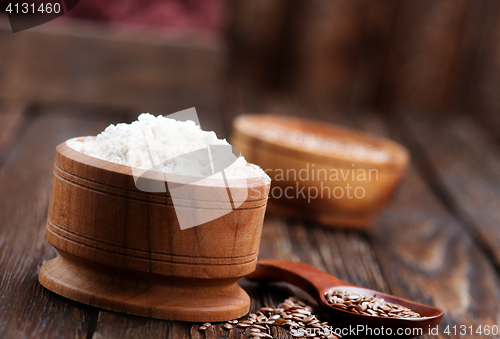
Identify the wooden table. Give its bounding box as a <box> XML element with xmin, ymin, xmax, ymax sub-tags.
<box><xmin>1</xmin><ymin>20</ymin><xmax>500</xmax><ymax>339</ymax></box>
<box><xmin>1</xmin><ymin>96</ymin><xmax>499</xmax><ymax>339</ymax></box>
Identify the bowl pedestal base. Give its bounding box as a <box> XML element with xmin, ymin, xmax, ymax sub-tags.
<box><xmin>39</xmin><ymin>251</ymin><xmax>250</xmax><ymax>322</ymax></box>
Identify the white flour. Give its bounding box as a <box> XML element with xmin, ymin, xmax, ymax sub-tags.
<box><xmin>67</xmin><ymin>113</ymin><xmax>267</xmax><ymax>179</ymax></box>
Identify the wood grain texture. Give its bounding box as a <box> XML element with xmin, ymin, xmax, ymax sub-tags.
<box><xmin>0</xmin><ymin>102</ymin><xmax>26</xmax><ymax>153</ymax></box>
<box><xmin>370</xmin><ymin>171</ymin><xmax>500</xmax><ymax>339</ymax></box>
<box><xmin>464</xmin><ymin>1</ymin><xmax>500</xmax><ymax>135</ymax></box>
<box><xmin>225</xmin><ymin>0</ymin><xmax>498</xmax><ymax>114</ymax></box>
<box><xmin>354</xmin><ymin>111</ymin><xmax>500</xmax><ymax>339</ymax></box>
<box><xmin>92</xmin><ymin>311</ymin><xmax>171</xmax><ymax>339</ymax></box>
<box><xmin>290</xmin><ymin>0</ymin><xmax>396</xmax><ymax>107</ymax></box>
<box><xmin>225</xmin><ymin>0</ymin><xmax>289</xmax><ymax>90</ymax></box>
<box><xmin>0</xmin><ymin>109</ymin><xmax>119</xmax><ymax>339</ymax></box>
<box><xmin>377</xmin><ymin>0</ymin><xmax>472</xmax><ymax>112</ymax></box>
<box><xmin>0</xmin><ymin>19</ymin><xmax>221</xmax><ymax>114</ymax></box>
<box><xmin>402</xmin><ymin>114</ymin><xmax>500</xmax><ymax>269</ymax></box>
<box><xmin>1</xmin><ymin>94</ymin><xmax>499</xmax><ymax>338</ymax></box>
<box><xmin>225</xmin><ymin>0</ymin><xmax>397</xmax><ymax>107</ymax></box>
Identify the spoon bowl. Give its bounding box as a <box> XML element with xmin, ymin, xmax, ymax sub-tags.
<box><xmin>246</xmin><ymin>260</ymin><xmax>443</xmax><ymax>338</ymax></box>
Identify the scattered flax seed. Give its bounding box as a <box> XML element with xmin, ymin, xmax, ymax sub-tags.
<box><xmin>324</xmin><ymin>290</ymin><xmax>421</xmax><ymax>319</ymax></box>
<box><xmin>198</xmin><ymin>297</ymin><xmax>342</xmax><ymax>338</ymax></box>
<box><xmin>249</xmin><ymin>297</ymin><xmax>340</xmax><ymax>339</ymax></box>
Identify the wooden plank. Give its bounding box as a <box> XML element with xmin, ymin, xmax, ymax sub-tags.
<box><xmin>373</xmin><ymin>169</ymin><xmax>500</xmax><ymax>338</ymax></box>
<box><xmin>226</xmin><ymin>0</ymin><xmax>397</xmax><ymax>108</ymax></box>
<box><xmin>0</xmin><ymin>108</ymin><xmax>122</xmax><ymax>338</ymax></box>
<box><xmin>291</xmin><ymin>0</ymin><xmax>396</xmax><ymax>107</ymax></box>
<box><xmin>451</xmin><ymin>1</ymin><xmax>498</xmax><ymax>113</ymax></box>
<box><xmin>377</xmin><ymin>0</ymin><xmax>473</xmax><ymax>112</ymax></box>
<box><xmin>462</xmin><ymin>0</ymin><xmax>500</xmax><ymax>138</ymax></box>
<box><xmin>474</xmin><ymin>112</ymin><xmax>500</xmax><ymax>144</ymax></box>
<box><xmin>402</xmin><ymin>114</ymin><xmax>500</xmax><ymax>268</ymax></box>
<box><xmin>92</xmin><ymin>312</ymin><xmax>171</xmax><ymax>339</ymax></box>
<box><xmin>352</xmin><ymin>111</ymin><xmax>500</xmax><ymax>338</ymax></box>
<box><xmin>0</xmin><ymin>102</ymin><xmax>27</xmax><ymax>153</ymax></box>
<box><xmin>251</xmin><ymin>97</ymin><xmax>500</xmax><ymax>338</ymax></box>
<box><xmin>225</xmin><ymin>0</ymin><xmax>289</xmax><ymax>90</ymax></box>
<box><xmin>258</xmin><ymin>216</ymin><xmax>390</xmax><ymax>293</ymax></box>
<box><xmin>0</xmin><ymin>18</ymin><xmax>221</xmax><ymax>114</ymax></box>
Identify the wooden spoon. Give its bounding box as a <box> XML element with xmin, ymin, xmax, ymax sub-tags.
<box><xmin>246</xmin><ymin>260</ymin><xmax>444</xmax><ymax>338</ymax></box>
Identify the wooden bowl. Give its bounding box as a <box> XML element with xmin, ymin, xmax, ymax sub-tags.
<box><xmin>38</xmin><ymin>138</ymin><xmax>271</xmax><ymax>322</ymax></box>
<box><xmin>231</xmin><ymin>115</ymin><xmax>409</xmax><ymax>229</ymax></box>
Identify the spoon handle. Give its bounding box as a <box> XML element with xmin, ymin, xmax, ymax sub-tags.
<box><xmin>246</xmin><ymin>260</ymin><xmax>354</xmax><ymax>299</ymax></box>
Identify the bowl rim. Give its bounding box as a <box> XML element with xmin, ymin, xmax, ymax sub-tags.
<box><xmin>233</xmin><ymin>114</ymin><xmax>409</xmax><ymax>168</ymax></box>
<box><xmin>59</xmin><ymin>137</ymin><xmax>271</xmax><ymax>190</ymax></box>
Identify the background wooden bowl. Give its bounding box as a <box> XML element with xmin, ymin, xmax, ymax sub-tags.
<box><xmin>232</xmin><ymin>115</ymin><xmax>409</xmax><ymax>229</ymax></box>
<box><xmin>38</xmin><ymin>138</ymin><xmax>271</xmax><ymax>322</ymax></box>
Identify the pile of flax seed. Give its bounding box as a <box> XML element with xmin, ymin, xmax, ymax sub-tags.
<box><xmin>199</xmin><ymin>296</ymin><xmax>341</xmax><ymax>338</ymax></box>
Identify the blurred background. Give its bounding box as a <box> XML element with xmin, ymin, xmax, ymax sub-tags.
<box><xmin>1</xmin><ymin>0</ymin><xmax>500</xmax><ymax>136</ymax></box>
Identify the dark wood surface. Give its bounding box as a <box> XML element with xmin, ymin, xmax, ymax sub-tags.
<box><xmin>1</xmin><ymin>96</ymin><xmax>500</xmax><ymax>339</ymax></box>
<box><xmin>0</xmin><ymin>19</ymin><xmax>221</xmax><ymax>115</ymax></box>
